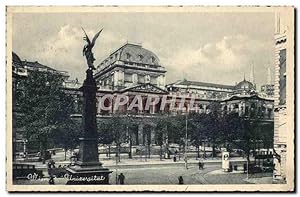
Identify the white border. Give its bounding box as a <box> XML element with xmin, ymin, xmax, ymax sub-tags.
<box><xmin>1</xmin><ymin>0</ymin><xmax>298</xmax><ymax>196</ymax></box>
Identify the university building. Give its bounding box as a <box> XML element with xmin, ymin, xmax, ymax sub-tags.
<box><xmin>65</xmin><ymin>43</ymin><xmax>274</xmax><ymax>148</ymax></box>
<box><xmin>13</xmin><ymin>42</ymin><xmax>275</xmax><ymax>155</ymax></box>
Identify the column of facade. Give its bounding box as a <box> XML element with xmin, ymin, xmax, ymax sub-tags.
<box><xmin>137</xmin><ymin>123</ymin><xmax>144</xmax><ymax>145</ymax></box>
<box><xmin>151</xmin><ymin>127</ymin><xmax>155</xmax><ymax>145</ymax></box>
<box><xmin>238</xmin><ymin>103</ymin><xmax>243</xmax><ymax>116</ymax></box>
<box><xmin>203</xmin><ymin>104</ymin><xmax>207</xmax><ymax>113</ymax></box>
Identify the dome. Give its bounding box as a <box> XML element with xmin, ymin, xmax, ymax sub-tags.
<box><xmin>118</xmin><ymin>43</ymin><xmax>160</xmax><ymax>65</ymax></box>
<box><xmin>234</xmin><ymin>79</ymin><xmax>255</xmax><ymax>91</ymax></box>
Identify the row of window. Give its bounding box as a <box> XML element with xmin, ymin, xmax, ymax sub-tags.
<box><xmin>126</xmin><ymin>53</ymin><xmax>156</xmax><ymax>63</ymax></box>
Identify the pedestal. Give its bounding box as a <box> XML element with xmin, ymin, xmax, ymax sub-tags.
<box><xmin>66</xmin><ymin>69</ymin><xmax>112</xmax><ymax>184</ymax></box>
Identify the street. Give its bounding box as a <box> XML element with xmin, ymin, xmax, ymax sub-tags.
<box><xmin>14</xmin><ymin>154</ymin><xmax>273</xmax><ymax>185</ymax></box>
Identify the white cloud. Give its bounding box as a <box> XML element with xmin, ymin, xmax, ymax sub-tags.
<box><xmin>25</xmin><ymin>25</ymin><xmax>127</xmax><ymax>81</ymax></box>
<box><xmin>164</xmin><ymin>34</ymin><xmax>270</xmax><ymax>72</ymax></box>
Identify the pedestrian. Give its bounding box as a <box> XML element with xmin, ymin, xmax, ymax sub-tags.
<box><xmin>47</xmin><ymin>161</ymin><xmax>52</xmax><ymax>169</ymax></box>
<box><xmin>118</xmin><ymin>173</ymin><xmax>125</xmax><ymax>185</ymax></box>
<box><xmin>198</xmin><ymin>161</ymin><xmax>204</xmax><ymax>170</ymax></box>
<box><xmin>173</xmin><ymin>155</ymin><xmax>177</xmax><ymax>162</ymax></box>
<box><xmin>178</xmin><ymin>176</ymin><xmax>184</xmax><ymax>184</ymax></box>
<box><xmin>49</xmin><ymin>175</ymin><xmax>55</xmax><ymax>185</ymax></box>
<box><xmin>49</xmin><ymin>159</ymin><xmax>56</xmax><ymax>168</ymax></box>
<box><xmin>184</xmin><ymin>157</ymin><xmax>188</xmax><ymax>169</ymax></box>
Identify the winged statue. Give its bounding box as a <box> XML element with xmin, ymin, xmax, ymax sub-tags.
<box><xmin>82</xmin><ymin>27</ymin><xmax>103</xmax><ymax>70</ymax></box>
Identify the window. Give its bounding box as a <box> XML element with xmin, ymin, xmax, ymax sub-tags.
<box><xmin>279</xmin><ymin>49</ymin><xmax>286</xmax><ymax>105</ymax></box>
<box><xmin>245</xmin><ymin>106</ymin><xmax>249</xmax><ymax>115</ymax></box>
<box><xmin>138</xmin><ymin>55</ymin><xmax>144</xmax><ymax>61</ymax></box>
<box><xmin>126</xmin><ymin>53</ymin><xmax>131</xmax><ymax>60</ymax></box>
<box><xmin>151</xmin><ymin>56</ymin><xmax>155</xmax><ymax>63</ymax></box>
<box><xmin>124</xmin><ymin>73</ymin><xmax>132</xmax><ymax>82</ymax></box>
<box><xmin>151</xmin><ymin>76</ymin><xmax>157</xmax><ymax>84</ymax></box>
<box><xmin>268</xmin><ymin>108</ymin><xmax>272</xmax><ymax>119</ymax></box>
<box><xmin>132</xmin><ymin>74</ymin><xmax>138</xmax><ymax>84</ymax></box>
<box><xmin>145</xmin><ymin>75</ymin><xmax>151</xmax><ymax>83</ymax></box>
<box><xmin>138</xmin><ymin>75</ymin><xmax>145</xmax><ymax>83</ymax></box>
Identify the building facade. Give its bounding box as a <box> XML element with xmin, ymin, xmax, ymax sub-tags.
<box><xmin>273</xmin><ymin>13</ymin><xmax>288</xmax><ymax>182</ymax></box>
<box><xmin>13</xmin><ymin>42</ymin><xmax>275</xmax><ymax>156</ymax></box>
<box><xmin>83</xmin><ymin>43</ymin><xmax>273</xmax><ymax>148</ymax></box>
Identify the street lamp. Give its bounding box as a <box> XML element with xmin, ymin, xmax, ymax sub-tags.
<box><xmin>115</xmin><ymin>143</ymin><xmax>119</xmax><ymax>184</ymax></box>
<box><xmin>184</xmin><ymin>112</ymin><xmax>188</xmax><ymax>169</ymax></box>
<box><xmin>247</xmin><ymin>160</ymin><xmax>249</xmax><ymax>180</ymax></box>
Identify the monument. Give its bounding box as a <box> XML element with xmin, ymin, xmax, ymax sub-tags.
<box><xmin>66</xmin><ymin>28</ymin><xmax>112</xmax><ymax>184</ymax></box>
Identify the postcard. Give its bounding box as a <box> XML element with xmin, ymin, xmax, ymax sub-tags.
<box><xmin>6</xmin><ymin>6</ymin><xmax>295</xmax><ymax>192</ymax></box>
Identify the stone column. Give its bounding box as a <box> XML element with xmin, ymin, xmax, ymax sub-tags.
<box><xmin>138</xmin><ymin>123</ymin><xmax>144</xmax><ymax>145</ymax></box>
<box><xmin>66</xmin><ymin>69</ymin><xmax>112</xmax><ymax>185</ymax></box>
<box><xmin>151</xmin><ymin>127</ymin><xmax>155</xmax><ymax>145</ymax></box>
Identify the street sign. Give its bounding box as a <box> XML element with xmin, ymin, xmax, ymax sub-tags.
<box><xmin>222</xmin><ymin>151</ymin><xmax>230</xmax><ymax>171</ymax></box>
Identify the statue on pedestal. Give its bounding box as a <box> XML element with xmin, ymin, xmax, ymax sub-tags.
<box><xmin>66</xmin><ymin>28</ymin><xmax>112</xmax><ymax>185</ymax></box>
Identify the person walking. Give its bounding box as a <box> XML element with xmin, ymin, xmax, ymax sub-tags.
<box><xmin>198</xmin><ymin>161</ymin><xmax>204</xmax><ymax>170</ymax></box>
<box><xmin>118</xmin><ymin>173</ymin><xmax>125</xmax><ymax>185</ymax></box>
<box><xmin>178</xmin><ymin>176</ymin><xmax>184</xmax><ymax>184</ymax></box>
<box><xmin>173</xmin><ymin>155</ymin><xmax>177</xmax><ymax>162</ymax></box>
<box><xmin>184</xmin><ymin>157</ymin><xmax>188</xmax><ymax>169</ymax></box>
<box><xmin>49</xmin><ymin>175</ymin><xmax>55</xmax><ymax>185</ymax></box>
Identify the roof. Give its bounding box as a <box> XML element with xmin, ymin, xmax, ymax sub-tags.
<box><xmin>222</xmin><ymin>94</ymin><xmax>274</xmax><ymax>102</ymax></box>
<box><xmin>172</xmin><ymin>80</ymin><xmax>235</xmax><ymax>90</ymax></box>
<box><xmin>22</xmin><ymin>60</ymin><xmax>57</xmax><ymax>72</ymax></box>
<box><xmin>12</xmin><ymin>52</ymin><xmax>23</xmax><ymax>68</ymax></box>
<box><xmin>98</xmin><ymin>43</ymin><xmax>161</xmax><ymax>67</ymax></box>
<box><xmin>22</xmin><ymin>60</ymin><xmax>69</xmax><ymax>78</ymax></box>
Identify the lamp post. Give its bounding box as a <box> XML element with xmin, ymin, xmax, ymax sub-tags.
<box><xmin>247</xmin><ymin>160</ymin><xmax>249</xmax><ymax>180</ymax></box>
<box><xmin>184</xmin><ymin>112</ymin><xmax>188</xmax><ymax>169</ymax></box>
<box><xmin>115</xmin><ymin>151</ymin><xmax>118</xmax><ymax>184</ymax></box>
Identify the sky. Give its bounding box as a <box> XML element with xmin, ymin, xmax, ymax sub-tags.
<box><xmin>12</xmin><ymin>11</ymin><xmax>275</xmax><ymax>87</ymax></box>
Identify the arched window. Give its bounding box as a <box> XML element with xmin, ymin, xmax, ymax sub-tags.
<box><xmin>126</xmin><ymin>53</ymin><xmax>131</xmax><ymax>60</ymax></box>
<box><xmin>138</xmin><ymin>55</ymin><xmax>144</xmax><ymax>61</ymax></box>
<box><xmin>151</xmin><ymin>56</ymin><xmax>155</xmax><ymax>63</ymax></box>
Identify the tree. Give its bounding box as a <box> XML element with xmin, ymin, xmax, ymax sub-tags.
<box><xmin>155</xmin><ymin>117</ymin><xmax>168</xmax><ymax>160</ymax></box>
<box><xmin>155</xmin><ymin>115</ymin><xmax>183</xmax><ymax>159</ymax></box>
<box><xmin>52</xmin><ymin>119</ymin><xmax>81</xmax><ymax>160</ymax></box>
<box><xmin>16</xmin><ymin>70</ymin><xmax>75</xmax><ymax>163</ymax></box>
<box><xmin>107</xmin><ymin>114</ymin><xmax>127</xmax><ymax>162</ymax></box>
<box><xmin>98</xmin><ymin>119</ymin><xmax>114</xmax><ymax>159</ymax></box>
<box><xmin>189</xmin><ymin>112</ymin><xmax>205</xmax><ymax>158</ymax></box>
<box><xmin>122</xmin><ymin>115</ymin><xmax>136</xmax><ymax>159</ymax></box>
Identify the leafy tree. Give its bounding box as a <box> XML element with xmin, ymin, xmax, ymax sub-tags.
<box><xmin>16</xmin><ymin>70</ymin><xmax>75</xmax><ymax>163</ymax></box>
<box><xmin>155</xmin><ymin>115</ymin><xmax>182</xmax><ymax>159</ymax></box>
<box><xmin>105</xmin><ymin>114</ymin><xmax>127</xmax><ymax>162</ymax></box>
<box><xmin>98</xmin><ymin>119</ymin><xmax>114</xmax><ymax>159</ymax></box>
<box><xmin>52</xmin><ymin>119</ymin><xmax>81</xmax><ymax>160</ymax></box>
<box><xmin>155</xmin><ymin>117</ymin><xmax>168</xmax><ymax>160</ymax></box>
<box><xmin>189</xmin><ymin>112</ymin><xmax>206</xmax><ymax>158</ymax></box>
<box><xmin>122</xmin><ymin>115</ymin><xmax>136</xmax><ymax>159</ymax></box>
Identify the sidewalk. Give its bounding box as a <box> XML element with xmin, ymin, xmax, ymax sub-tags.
<box><xmin>17</xmin><ymin>156</ymin><xmax>250</xmax><ymax>170</ymax></box>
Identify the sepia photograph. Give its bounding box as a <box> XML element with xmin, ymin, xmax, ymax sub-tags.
<box><xmin>6</xmin><ymin>6</ymin><xmax>295</xmax><ymax>192</ymax></box>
